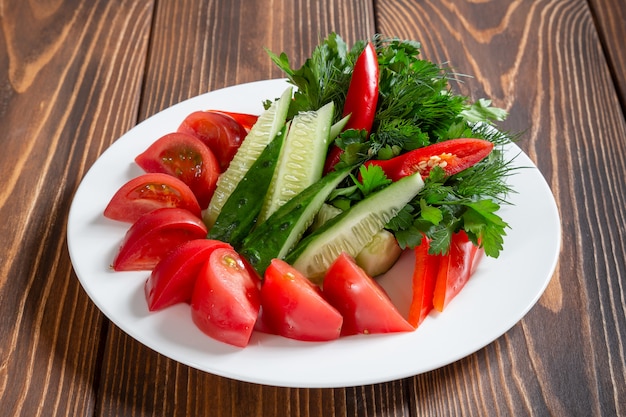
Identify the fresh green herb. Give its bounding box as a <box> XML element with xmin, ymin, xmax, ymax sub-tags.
<box><xmin>267</xmin><ymin>32</ymin><xmax>517</xmax><ymax>258</ymax></box>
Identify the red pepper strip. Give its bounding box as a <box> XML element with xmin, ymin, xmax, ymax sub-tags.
<box><xmin>365</xmin><ymin>138</ymin><xmax>494</xmax><ymax>180</ymax></box>
<box><xmin>208</xmin><ymin>110</ymin><xmax>259</xmax><ymax>133</ymax></box>
<box><xmin>342</xmin><ymin>41</ymin><xmax>379</xmax><ymax>133</ymax></box>
<box><xmin>324</xmin><ymin>42</ymin><xmax>379</xmax><ymax>174</ymax></box>
<box><xmin>432</xmin><ymin>231</ymin><xmax>483</xmax><ymax>312</ymax></box>
<box><xmin>408</xmin><ymin>236</ymin><xmax>441</xmax><ymax>327</ymax></box>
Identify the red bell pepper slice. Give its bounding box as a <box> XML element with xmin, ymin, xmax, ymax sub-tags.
<box><xmin>432</xmin><ymin>231</ymin><xmax>483</xmax><ymax>312</ymax></box>
<box><xmin>407</xmin><ymin>236</ymin><xmax>441</xmax><ymax>327</ymax></box>
<box><xmin>365</xmin><ymin>138</ymin><xmax>494</xmax><ymax>180</ymax></box>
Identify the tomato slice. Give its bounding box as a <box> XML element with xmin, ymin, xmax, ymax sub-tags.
<box><xmin>145</xmin><ymin>239</ymin><xmax>232</xmax><ymax>311</ymax></box>
<box><xmin>322</xmin><ymin>253</ymin><xmax>413</xmax><ymax>336</ymax></box>
<box><xmin>112</xmin><ymin>208</ymin><xmax>208</xmax><ymax>271</ymax></box>
<box><xmin>407</xmin><ymin>236</ymin><xmax>441</xmax><ymax>327</ymax></box>
<box><xmin>432</xmin><ymin>231</ymin><xmax>483</xmax><ymax>311</ymax></box>
<box><xmin>135</xmin><ymin>132</ymin><xmax>220</xmax><ymax>209</ymax></box>
<box><xmin>190</xmin><ymin>247</ymin><xmax>261</xmax><ymax>347</ymax></box>
<box><xmin>365</xmin><ymin>138</ymin><xmax>494</xmax><ymax>180</ymax></box>
<box><xmin>177</xmin><ymin>110</ymin><xmax>247</xmax><ymax>171</ymax></box>
<box><xmin>209</xmin><ymin>110</ymin><xmax>259</xmax><ymax>133</ymax></box>
<box><xmin>259</xmin><ymin>259</ymin><xmax>342</xmax><ymax>342</ymax></box>
<box><xmin>104</xmin><ymin>173</ymin><xmax>201</xmax><ymax>223</ymax></box>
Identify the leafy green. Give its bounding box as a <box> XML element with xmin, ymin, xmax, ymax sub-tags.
<box><xmin>266</xmin><ymin>32</ymin><xmax>517</xmax><ymax>258</ymax></box>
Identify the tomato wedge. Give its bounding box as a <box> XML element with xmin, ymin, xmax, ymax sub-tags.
<box><xmin>323</xmin><ymin>253</ymin><xmax>413</xmax><ymax>336</ymax></box>
<box><xmin>432</xmin><ymin>231</ymin><xmax>483</xmax><ymax>311</ymax></box>
<box><xmin>191</xmin><ymin>247</ymin><xmax>261</xmax><ymax>347</ymax></box>
<box><xmin>104</xmin><ymin>173</ymin><xmax>201</xmax><ymax>223</ymax></box>
<box><xmin>365</xmin><ymin>138</ymin><xmax>494</xmax><ymax>180</ymax></box>
<box><xmin>112</xmin><ymin>208</ymin><xmax>207</xmax><ymax>271</ymax></box>
<box><xmin>209</xmin><ymin>110</ymin><xmax>259</xmax><ymax>133</ymax></box>
<box><xmin>145</xmin><ymin>239</ymin><xmax>232</xmax><ymax>311</ymax></box>
<box><xmin>177</xmin><ymin>110</ymin><xmax>247</xmax><ymax>171</ymax></box>
<box><xmin>407</xmin><ymin>236</ymin><xmax>441</xmax><ymax>327</ymax></box>
<box><xmin>135</xmin><ymin>132</ymin><xmax>220</xmax><ymax>209</ymax></box>
<box><xmin>259</xmin><ymin>259</ymin><xmax>342</xmax><ymax>342</ymax></box>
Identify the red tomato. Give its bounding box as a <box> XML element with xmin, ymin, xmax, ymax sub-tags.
<box><xmin>259</xmin><ymin>259</ymin><xmax>342</xmax><ymax>342</ymax></box>
<box><xmin>432</xmin><ymin>231</ymin><xmax>483</xmax><ymax>311</ymax></box>
<box><xmin>190</xmin><ymin>247</ymin><xmax>261</xmax><ymax>347</ymax></box>
<box><xmin>365</xmin><ymin>138</ymin><xmax>494</xmax><ymax>180</ymax></box>
<box><xmin>135</xmin><ymin>132</ymin><xmax>220</xmax><ymax>209</ymax></box>
<box><xmin>209</xmin><ymin>110</ymin><xmax>259</xmax><ymax>133</ymax></box>
<box><xmin>104</xmin><ymin>173</ymin><xmax>201</xmax><ymax>223</ymax></box>
<box><xmin>112</xmin><ymin>208</ymin><xmax>208</xmax><ymax>271</ymax></box>
<box><xmin>322</xmin><ymin>253</ymin><xmax>413</xmax><ymax>336</ymax></box>
<box><xmin>177</xmin><ymin>110</ymin><xmax>247</xmax><ymax>171</ymax></box>
<box><xmin>342</xmin><ymin>42</ymin><xmax>379</xmax><ymax>133</ymax></box>
<box><xmin>407</xmin><ymin>236</ymin><xmax>441</xmax><ymax>327</ymax></box>
<box><xmin>144</xmin><ymin>239</ymin><xmax>232</xmax><ymax>311</ymax></box>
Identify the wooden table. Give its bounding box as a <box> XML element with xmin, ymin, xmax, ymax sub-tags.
<box><xmin>2</xmin><ymin>0</ymin><xmax>625</xmax><ymax>415</ymax></box>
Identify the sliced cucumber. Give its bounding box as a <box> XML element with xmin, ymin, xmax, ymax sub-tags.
<box><xmin>203</xmin><ymin>87</ymin><xmax>292</xmax><ymax>228</ymax></box>
<box><xmin>285</xmin><ymin>173</ymin><xmax>425</xmax><ymax>283</ymax></box>
<box><xmin>240</xmin><ymin>167</ymin><xmax>351</xmax><ymax>276</ymax></box>
<box><xmin>329</xmin><ymin>114</ymin><xmax>350</xmax><ymax>141</ymax></box>
<box><xmin>207</xmin><ymin>126</ymin><xmax>287</xmax><ymax>248</ymax></box>
<box><xmin>355</xmin><ymin>230</ymin><xmax>403</xmax><ymax>277</ymax></box>
<box><xmin>310</xmin><ymin>203</ymin><xmax>343</xmax><ymax>231</ymax></box>
<box><xmin>258</xmin><ymin>101</ymin><xmax>335</xmax><ymax>223</ymax></box>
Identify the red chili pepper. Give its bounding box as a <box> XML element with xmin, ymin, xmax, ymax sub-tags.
<box><xmin>324</xmin><ymin>42</ymin><xmax>379</xmax><ymax>174</ymax></box>
<box><xmin>342</xmin><ymin>41</ymin><xmax>379</xmax><ymax>133</ymax></box>
<box><xmin>365</xmin><ymin>138</ymin><xmax>494</xmax><ymax>180</ymax></box>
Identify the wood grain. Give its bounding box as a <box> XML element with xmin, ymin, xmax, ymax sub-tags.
<box><xmin>588</xmin><ymin>0</ymin><xmax>626</xmax><ymax>109</ymax></box>
<box><xmin>1</xmin><ymin>0</ymin><xmax>625</xmax><ymax>415</ymax></box>
<box><xmin>376</xmin><ymin>0</ymin><xmax>626</xmax><ymax>415</ymax></box>
<box><xmin>0</xmin><ymin>0</ymin><xmax>153</xmax><ymax>415</ymax></box>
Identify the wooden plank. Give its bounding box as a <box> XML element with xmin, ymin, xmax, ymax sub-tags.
<box><xmin>588</xmin><ymin>0</ymin><xmax>626</xmax><ymax>108</ymax></box>
<box><xmin>376</xmin><ymin>0</ymin><xmax>626</xmax><ymax>415</ymax></box>
<box><xmin>0</xmin><ymin>0</ymin><xmax>154</xmax><ymax>416</ymax></box>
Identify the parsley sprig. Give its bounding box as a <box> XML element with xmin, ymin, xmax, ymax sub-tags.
<box><xmin>266</xmin><ymin>32</ymin><xmax>518</xmax><ymax>258</ymax></box>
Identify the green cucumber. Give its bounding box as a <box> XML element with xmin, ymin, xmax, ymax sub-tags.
<box><xmin>240</xmin><ymin>167</ymin><xmax>351</xmax><ymax>276</ymax></box>
<box><xmin>258</xmin><ymin>101</ymin><xmax>335</xmax><ymax>223</ymax></box>
<box><xmin>203</xmin><ymin>87</ymin><xmax>292</xmax><ymax>228</ymax></box>
<box><xmin>207</xmin><ymin>125</ymin><xmax>288</xmax><ymax>248</ymax></box>
<box><xmin>311</xmin><ymin>204</ymin><xmax>402</xmax><ymax>277</ymax></box>
<box><xmin>285</xmin><ymin>172</ymin><xmax>425</xmax><ymax>283</ymax></box>
<box><xmin>329</xmin><ymin>114</ymin><xmax>350</xmax><ymax>141</ymax></box>
<box><xmin>355</xmin><ymin>229</ymin><xmax>403</xmax><ymax>277</ymax></box>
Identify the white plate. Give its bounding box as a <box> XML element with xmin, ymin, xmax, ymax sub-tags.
<box><xmin>67</xmin><ymin>79</ymin><xmax>561</xmax><ymax>388</ymax></box>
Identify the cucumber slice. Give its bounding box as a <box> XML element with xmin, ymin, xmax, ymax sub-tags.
<box><xmin>355</xmin><ymin>230</ymin><xmax>403</xmax><ymax>277</ymax></box>
<box><xmin>258</xmin><ymin>101</ymin><xmax>335</xmax><ymax>222</ymax></box>
<box><xmin>310</xmin><ymin>203</ymin><xmax>401</xmax><ymax>276</ymax></box>
<box><xmin>207</xmin><ymin>126</ymin><xmax>287</xmax><ymax>248</ymax></box>
<box><xmin>240</xmin><ymin>167</ymin><xmax>351</xmax><ymax>276</ymax></box>
<box><xmin>203</xmin><ymin>87</ymin><xmax>292</xmax><ymax>228</ymax></box>
<box><xmin>329</xmin><ymin>114</ymin><xmax>350</xmax><ymax>141</ymax></box>
<box><xmin>285</xmin><ymin>173</ymin><xmax>425</xmax><ymax>283</ymax></box>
